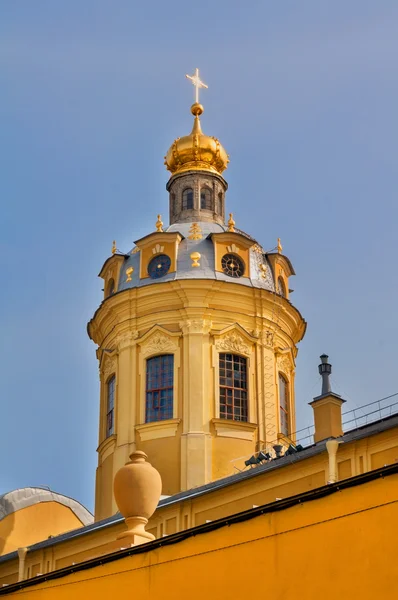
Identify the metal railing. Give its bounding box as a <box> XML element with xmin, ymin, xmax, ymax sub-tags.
<box><xmin>230</xmin><ymin>392</ymin><xmax>398</xmax><ymax>472</ymax></box>
<box><xmin>342</xmin><ymin>392</ymin><xmax>398</xmax><ymax>431</ymax></box>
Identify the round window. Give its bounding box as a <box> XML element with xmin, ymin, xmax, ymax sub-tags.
<box><xmin>221</xmin><ymin>253</ymin><xmax>245</xmax><ymax>278</ymax></box>
<box><xmin>148</xmin><ymin>254</ymin><xmax>171</xmax><ymax>279</ymax></box>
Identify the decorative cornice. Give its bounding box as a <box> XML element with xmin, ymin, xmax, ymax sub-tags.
<box><xmin>212</xmin><ymin>418</ymin><xmax>257</xmax><ymax>441</ymax></box>
<box><xmin>135</xmin><ymin>419</ymin><xmax>181</xmax><ymax>442</ymax></box>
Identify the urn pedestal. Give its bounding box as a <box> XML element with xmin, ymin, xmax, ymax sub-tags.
<box><xmin>114</xmin><ymin>450</ymin><xmax>162</xmax><ymax>545</ymax></box>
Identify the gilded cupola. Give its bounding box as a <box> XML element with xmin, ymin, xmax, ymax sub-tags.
<box><xmin>164</xmin><ymin>103</ymin><xmax>229</xmax><ymax>176</ymax></box>
<box><xmin>164</xmin><ymin>69</ymin><xmax>229</xmax><ymax>177</ymax></box>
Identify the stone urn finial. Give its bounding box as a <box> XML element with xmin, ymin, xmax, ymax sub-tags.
<box><xmin>114</xmin><ymin>450</ymin><xmax>162</xmax><ymax>545</ymax></box>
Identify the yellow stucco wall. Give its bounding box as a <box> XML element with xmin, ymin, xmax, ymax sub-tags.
<box><xmin>4</xmin><ymin>472</ymin><xmax>398</xmax><ymax>599</ymax></box>
<box><xmin>0</xmin><ymin>502</ymin><xmax>85</xmax><ymax>557</ymax></box>
<box><xmin>89</xmin><ymin>278</ymin><xmax>305</xmax><ymax>520</ymax></box>
<box><xmin>1</xmin><ymin>422</ymin><xmax>397</xmax><ymax>586</ymax></box>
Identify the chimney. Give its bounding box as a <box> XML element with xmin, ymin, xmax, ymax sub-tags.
<box><xmin>309</xmin><ymin>355</ymin><xmax>345</xmax><ymax>443</ymax></box>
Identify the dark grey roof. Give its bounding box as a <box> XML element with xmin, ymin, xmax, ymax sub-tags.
<box><xmin>1</xmin><ymin>412</ymin><xmax>397</xmax><ymax>565</ymax></box>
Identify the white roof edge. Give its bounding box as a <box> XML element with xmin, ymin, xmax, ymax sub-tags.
<box><xmin>0</xmin><ymin>487</ymin><xmax>93</xmax><ymax>526</ymax></box>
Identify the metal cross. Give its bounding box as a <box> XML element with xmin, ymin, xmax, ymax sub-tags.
<box><xmin>185</xmin><ymin>68</ymin><xmax>208</xmax><ymax>104</ymax></box>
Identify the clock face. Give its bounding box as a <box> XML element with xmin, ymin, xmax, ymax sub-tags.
<box><xmin>148</xmin><ymin>254</ymin><xmax>171</xmax><ymax>279</ymax></box>
<box><xmin>221</xmin><ymin>253</ymin><xmax>245</xmax><ymax>278</ymax></box>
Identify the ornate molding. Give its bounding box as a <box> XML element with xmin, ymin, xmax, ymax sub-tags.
<box><xmin>276</xmin><ymin>353</ymin><xmax>292</xmax><ymax>376</ymax></box>
<box><xmin>215</xmin><ymin>331</ymin><xmax>252</xmax><ymax>356</ymax></box>
<box><xmin>152</xmin><ymin>244</ymin><xmax>164</xmax><ymax>255</ymax></box>
<box><xmin>140</xmin><ymin>332</ymin><xmax>178</xmax><ymax>358</ymax></box>
<box><xmin>264</xmin><ymin>354</ymin><xmax>276</xmax><ymax>442</ymax></box>
<box><xmin>262</xmin><ymin>329</ymin><xmax>275</xmax><ymax>348</ymax></box>
<box><xmin>179</xmin><ymin>319</ymin><xmax>212</xmax><ymax>335</ymax></box>
<box><xmin>115</xmin><ymin>330</ymin><xmax>139</xmax><ymax>350</ymax></box>
<box><xmin>102</xmin><ymin>357</ymin><xmax>117</xmax><ymax>380</ymax></box>
<box><xmin>89</xmin><ymin>321</ymin><xmax>101</xmax><ymax>345</ymax></box>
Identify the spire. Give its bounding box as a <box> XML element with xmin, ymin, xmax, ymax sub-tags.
<box><xmin>190</xmin><ymin>102</ymin><xmax>204</xmax><ymax>135</ymax></box>
<box><xmin>318</xmin><ymin>354</ymin><xmax>332</xmax><ymax>395</ymax></box>
<box><xmin>164</xmin><ymin>69</ymin><xmax>229</xmax><ymax>177</ymax></box>
<box><xmin>186</xmin><ymin>68</ymin><xmax>206</xmax><ymax>135</ymax></box>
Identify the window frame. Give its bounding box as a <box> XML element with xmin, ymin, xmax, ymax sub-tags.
<box><xmin>138</xmin><ymin>330</ymin><xmax>181</xmax><ymax>427</ymax></box>
<box><xmin>145</xmin><ymin>354</ymin><xmax>174</xmax><ymax>423</ymax></box>
<box><xmin>182</xmin><ymin>188</ymin><xmax>194</xmax><ymax>210</ymax></box>
<box><xmin>106</xmin><ymin>375</ymin><xmax>116</xmax><ymax>438</ymax></box>
<box><xmin>218</xmin><ymin>353</ymin><xmax>249</xmax><ymax>422</ymax></box>
<box><xmin>278</xmin><ymin>372</ymin><xmax>289</xmax><ymax>436</ymax></box>
<box><xmin>200</xmin><ymin>187</ymin><xmax>213</xmax><ymax>211</ymax></box>
<box><xmin>217</xmin><ymin>191</ymin><xmax>223</xmax><ymax>215</ymax></box>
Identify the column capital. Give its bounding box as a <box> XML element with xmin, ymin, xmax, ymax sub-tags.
<box><xmin>115</xmin><ymin>330</ymin><xmax>139</xmax><ymax>351</ymax></box>
<box><xmin>179</xmin><ymin>319</ymin><xmax>212</xmax><ymax>335</ymax></box>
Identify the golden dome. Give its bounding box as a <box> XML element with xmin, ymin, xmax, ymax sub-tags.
<box><xmin>164</xmin><ymin>103</ymin><xmax>229</xmax><ymax>177</ymax></box>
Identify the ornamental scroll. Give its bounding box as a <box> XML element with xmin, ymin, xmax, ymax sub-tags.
<box><xmin>215</xmin><ymin>331</ymin><xmax>252</xmax><ymax>357</ymax></box>
<box><xmin>140</xmin><ymin>332</ymin><xmax>178</xmax><ymax>358</ymax></box>
<box><xmin>102</xmin><ymin>357</ymin><xmax>117</xmax><ymax>380</ymax></box>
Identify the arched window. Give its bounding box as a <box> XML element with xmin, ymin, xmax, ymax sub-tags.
<box><xmin>279</xmin><ymin>373</ymin><xmax>289</xmax><ymax>436</ymax></box>
<box><xmin>106</xmin><ymin>376</ymin><xmax>115</xmax><ymax>437</ymax></box>
<box><xmin>106</xmin><ymin>278</ymin><xmax>115</xmax><ymax>297</ymax></box>
<box><xmin>277</xmin><ymin>276</ymin><xmax>286</xmax><ymax>297</ymax></box>
<box><xmin>146</xmin><ymin>355</ymin><xmax>174</xmax><ymax>422</ymax></box>
<box><xmin>200</xmin><ymin>187</ymin><xmax>212</xmax><ymax>210</ymax></box>
<box><xmin>217</xmin><ymin>192</ymin><xmax>223</xmax><ymax>214</ymax></box>
<box><xmin>219</xmin><ymin>353</ymin><xmax>248</xmax><ymax>422</ymax></box>
<box><xmin>182</xmin><ymin>188</ymin><xmax>194</xmax><ymax>210</ymax></box>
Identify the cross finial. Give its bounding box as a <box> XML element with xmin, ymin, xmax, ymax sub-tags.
<box><xmin>186</xmin><ymin>68</ymin><xmax>208</xmax><ymax>104</ymax></box>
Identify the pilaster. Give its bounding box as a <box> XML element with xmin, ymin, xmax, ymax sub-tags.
<box><xmin>180</xmin><ymin>318</ymin><xmax>212</xmax><ymax>490</ymax></box>
<box><xmin>114</xmin><ymin>330</ymin><xmax>139</xmax><ymax>448</ymax></box>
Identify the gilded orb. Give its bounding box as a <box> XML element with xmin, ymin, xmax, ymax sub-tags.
<box><xmin>165</xmin><ymin>106</ymin><xmax>229</xmax><ymax>177</ymax></box>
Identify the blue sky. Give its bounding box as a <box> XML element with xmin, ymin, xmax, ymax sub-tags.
<box><xmin>1</xmin><ymin>1</ymin><xmax>398</xmax><ymax>512</ymax></box>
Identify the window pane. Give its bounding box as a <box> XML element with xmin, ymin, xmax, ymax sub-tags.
<box><xmin>146</xmin><ymin>355</ymin><xmax>174</xmax><ymax>423</ymax></box>
<box><xmin>279</xmin><ymin>373</ymin><xmax>289</xmax><ymax>435</ymax></box>
<box><xmin>200</xmin><ymin>188</ymin><xmax>212</xmax><ymax>210</ymax></box>
<box><xmin>219</xmin><ymin>353</ymin><xmax>248</xmax><ymax>423</ymax></box>
<box><xmin>106</xmin><ymin>376</ymin><xmax>115</xmax><ymax>437</ymax></box>
<box><xmin>182</xmin><ymin>188</ymin><xmax>194</xmax><ymax>210</ymax></box>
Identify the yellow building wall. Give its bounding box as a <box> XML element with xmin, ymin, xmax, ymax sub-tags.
<box><xmin>1</xmin><ymin>422</ymin><xmax>397</xmax><ymax>586</ymax></box>
<box><xmin>0</xmin><ymin>502</ymin><xmax>85</xmax><ymax>557</ymax></box>
<box><xmin>5</xmin><ymin>473</ymin><xmax>398</xmax><ymax>600</ymax></box>
<box><xmin>90</xmin><ymin>278</ymin><xmax>305</xmax><ymax>520</ymax></box>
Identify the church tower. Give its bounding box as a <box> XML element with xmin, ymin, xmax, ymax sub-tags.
<box><xmin>88</xmin><ymin>70</ymin><xmax>306</xmax><ymax>521</ymax></box>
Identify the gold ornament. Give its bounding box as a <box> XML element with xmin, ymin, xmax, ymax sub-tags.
<box><xmin>111</xmin><ymin>240</ymin><xmax>117</xmax><ymax>255</ymax></box>
<box><xmin>126</xmin><ymin>267</ymin><xmax>134</xmax><ymax>282</ymax></box>
<box><xmin>188</xmin><ymin>223</ymin><xmax>203</xmax><ymax>240</ymax></box>
<box><xmin>190</xmin><ymin>252</ymin><xmax>201</xmax><ymax>268</ymax></box>
<box><xmin>227</xmin><ymin>213</ymin><xmax>235</xmax><ymax>232</ymax></box>
<box><xmin>156</xmin><ymin>215</ymin><xmax>163</xmax><ymax>232</ymax></box>
<box><xmin>260</xmin><ymin>263</ymin><xmax>267</xmax><ymax>279</ymax></box>
<box><xmin>164</xmin><ymin>69</ymin><xmax>229</xmax><ymax>177</ymax></box>
<box><xmin>277</xmin><ymin>237</ymin><xmax>283</xmax><ymax>254</ymax></box>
